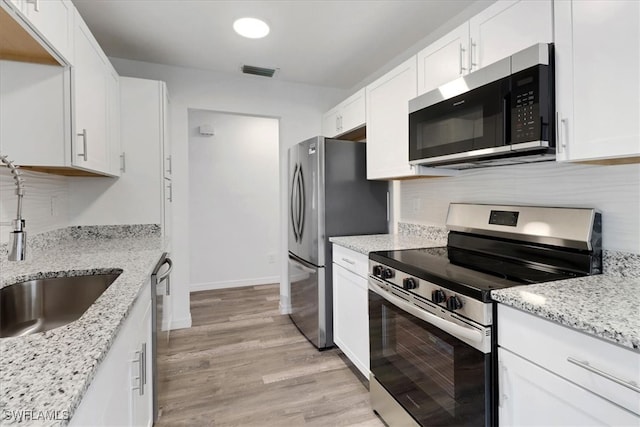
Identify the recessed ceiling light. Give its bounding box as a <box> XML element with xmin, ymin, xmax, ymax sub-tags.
<box><xmin>233</xmin><ymin>17</ymin><xmax>270</xmax><ymax>39</ymax></box>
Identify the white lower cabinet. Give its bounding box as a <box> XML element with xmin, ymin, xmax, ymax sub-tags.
<box><xmin>70</xmin><ymin>284</ymin><xmax>152</xmax><ymax>427</ymax></box>
<box><xmin>499</xmin><ymin>348</ymin><xmax>638</xmax><ymax>426</ymax></box>
<box><xmin>498</xmin><ymin>304</ymin><xmax>640</xmax><ymax>426</ymax></box>
<box><xmin>332</xmin><ymin>245</ymin><xmax>370</xmax><ymax>378</ymax></box>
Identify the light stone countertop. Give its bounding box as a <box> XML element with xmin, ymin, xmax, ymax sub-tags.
<box><xmin>491</xmin><ymin>274</ymin><xmax>640</xmax><ymax>352</ymax></box>
<box><xmin>0</xmin><ymin>226</ymin><xmax>166</xmax><ymax>426</ymax></box>
<box><xmin>329</xmin><ymin>233</ymin><xmax>445</xmax><ymax>255</ymax></box>
<box><xmin>330</xmin><ymin>226</ymin><xmax>640</xmax><ymax>352</ymax></box>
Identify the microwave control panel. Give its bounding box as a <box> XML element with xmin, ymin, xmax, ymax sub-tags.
<box><xmin>512</xmin><ymin>78</ymin><xmax>539</xmax><ymax>143</ymax></box>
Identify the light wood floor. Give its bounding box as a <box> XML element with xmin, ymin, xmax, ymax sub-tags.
<box><xmin>155</xmin><ymin>284</ymin><xmax>385</xmax><ymax>426</ymax></box>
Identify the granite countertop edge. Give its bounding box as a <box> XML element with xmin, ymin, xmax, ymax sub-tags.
<box><xmin>329</xmin><ymin>233</ymin><xmax>447</xmax><ymax>254</ymax></box>
<box><xmin>0</xmin><ymin>225</ymin><xmax>166</xmax><ymax>426</ymax></box>
<box><xmin>491</xmin><ymin>275</ymin><xmax>640</xmax><ymax>352</ymax></box>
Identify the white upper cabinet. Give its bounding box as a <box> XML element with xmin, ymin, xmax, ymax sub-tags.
<box><xmin>322</xmin><ymin>88</ymin><xmax>365</xmax><ymax>138</ymax></box>
<box><xmin>555</xmin><ymin>0</ymin><xmax>640</xmax><ymax>163</ymax></box>
<box><xmin>0</xmin><ymin>60</ymin><xmax>70</xmax><ymax>167</ymax></box>
<box><xmin>72</xmin><ymin>9</ymin><xmax>116</xmax><ymax>175</ymax></box>
<box><xmin>366</xmin><ymin>57</ymin><xmax>456</xmax><ymax>180</ymax></box>
<box><xmin>366</xmin><ymin>56</ymin><xmax>418</xmax><ymax>179</ymax></box>
<box><xmin>469</xmin><ymin>0</ymin><xmax>552</xmax><ymax>72</ymax></box>
<box><xmin>417</xmin><ymin>0</ymin><xmax>552</xmax><ymax>97</ymax></box>
<box><xmin>0</xmin><ymin>3</ymin><xmax>120</xmax><ymax>177</ymax></box>
<box><xmin>417</xmin><ymin>23</ymin><xmax>470</xmax><ymax>96</ymax></box>
<box><xmin>2</xmin><ymin>0</ymin><xmax>74</xmax><ymax>63</ymax></box>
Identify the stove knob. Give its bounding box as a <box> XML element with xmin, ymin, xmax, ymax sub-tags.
<box><xmin>383</xmin><ymin>268</ymin><xmax>395</xmax><ymax>279</ymax></box>
<box><xmin>372</xmin><ymin>265</ymin><xmax>384</xmax><ymax>277</ymax></box>
<box><xmin>446</xmin><ymin>295</ymin><xmax>463</xmax><ymax>311</ymax></box>
<box><xmin>402</xmin><ymin>277</ymin><xmax>418</xmax><ymax>290</ymax></box>
<box><xmin>431</xmin><ymin>289</ymin><xmax>446</xmax><ymax>304</ymax></box>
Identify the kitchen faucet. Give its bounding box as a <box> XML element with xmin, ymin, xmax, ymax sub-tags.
<box><xmin>1</xmin><ymin>154</ymin><xmax>26</xmax><ymax>261</ymax></box>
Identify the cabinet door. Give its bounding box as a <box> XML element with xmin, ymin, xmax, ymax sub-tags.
<box><xmin>73</xmin><ymin>12</ymin><xmax>110</xmax><ymax>174</ymax></box>
<box><xmin>339</xmin><ymin>88</ymin><xmax>366</xmax><ymax>135</ymax></box>
<box><xmin>322</xmin><ymin>107</ymin><xmax>340</xmax><ymax>138</ymax></box>
<box><xmin>499</xmin><ymin>348</ymin><xmax>639</xmax><ymax>426</ymax></box>
<box><xmin>0</xmin><ymin>60</ymin><xmax>69</xmax><ymax>166</ymax></box>
<box><xmin>417</xmin><ymin>23</ymin><xmax>470</xmax><ymax>95</ymax></box>
<box><xmin>107</xmin><ymin>67</ymin><xmax>121</xmax><ymax>176</ymax></box>
<box><xmin>333</xmin><ymin>263</ymin><xmax>370</xmax><ymax>378</ymax></box>
<box><xmin>23</xmin><ymin>0</ymin><xmax>73</xmax><ymax>62</ymax></box>
<box><xmin>366</xmin><ymin>56</ymin><xmax>417</xmax><ymax>179</ymax></box>
<box><xmin>555</xmin><ymin>0</ymin><xmax>640</xmax><ymax>162</ymax></box>
<box><xmin>469</xmin><ymin>0</ymin><xmax>552</xmax><ymax>71</ymax></box>
<box><xmin>131</xmin><ymin>301</ymin><xmax>152</xmax><ymax>427</ymax></box>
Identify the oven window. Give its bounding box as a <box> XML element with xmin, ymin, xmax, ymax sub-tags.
<box><xmin>417</xmin><ymin>105</ymin><xmax>484</xmax><ymax>149</ymax></box>
<box><xmin>370</xmin><ymin>290</ymin><xmax>490</xmax><ymax>426</ymax></box>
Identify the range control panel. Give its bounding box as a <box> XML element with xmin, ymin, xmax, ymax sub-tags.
<box><xmin>369</xmin><ymin>261</ymin><xmax>492</xmax><ymax>326</ymax></box>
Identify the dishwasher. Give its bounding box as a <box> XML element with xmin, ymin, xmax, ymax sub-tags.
<box><xmin>151</xmin><ymin>253</ymin><xmax>173</xmax><ymax>423</ymax></box>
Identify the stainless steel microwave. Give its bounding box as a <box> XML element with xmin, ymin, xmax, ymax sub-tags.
<box><xmin>409</xmin><ymin>43</ymin><xmax>555</xmax><ymax>169</ymax></box>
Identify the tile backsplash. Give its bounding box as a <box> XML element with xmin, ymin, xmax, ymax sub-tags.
<box><xmin>400</xmin><ymin>162</ymin><xmax>640</xmax><ymax>253</ymax></box>
<box><xmin>0</xmin><ymin>169</ymin><xmax>69</xmax><ymax>244</ymax></box>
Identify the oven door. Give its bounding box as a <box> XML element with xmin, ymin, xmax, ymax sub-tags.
<box><xmin>409</xmin><ymin>78</ymin><xmax>508</xmax><ymax>164</ymax></box>
<box><xmin>369</xmin><ymin>279</ymin><xmax>492</xmax><ymax>427</ymax></box>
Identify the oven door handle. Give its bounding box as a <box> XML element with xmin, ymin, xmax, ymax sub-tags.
<box><xmin>369</xmin><ymin>280</ymin><xmax>483</xmax><ymax>344</ymax></box>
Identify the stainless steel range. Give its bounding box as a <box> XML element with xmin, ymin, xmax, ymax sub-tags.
<box><xmin>368</xmin><ymin>203</ymin><xmax>602</xmax><ymax>427</ymax></box>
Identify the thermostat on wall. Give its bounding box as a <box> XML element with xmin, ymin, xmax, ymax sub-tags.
<box><xmin>199</xmin><ymin>124</ymin><xmax>215</xmax><ymax>136</ymax></box>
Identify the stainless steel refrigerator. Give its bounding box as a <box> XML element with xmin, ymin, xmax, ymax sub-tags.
<box><xmin>288</xmin><ymin>136</ymin><xmax>388</xmax><ymax>349</ymax></box>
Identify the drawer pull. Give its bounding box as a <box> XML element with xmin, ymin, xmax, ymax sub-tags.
<box><xmin>567</xmin><ymin>356</ymin><xmax>640</xmax><ymax>393</ymax></box>
<box><xmin>341</xmin><ymin>257</ymin><xmax>356</xmax><ymax>265</ymax></box>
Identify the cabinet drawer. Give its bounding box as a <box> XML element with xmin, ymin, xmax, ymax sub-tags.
<box><xmin>498</xmin><ymin>304</ymin><xmax>640</xmax><ymax>415</ymax></box>
<box><xmin>333</xmin><ymin>244</ymin><xmax>368</xmax><ymax>278</ymax></box>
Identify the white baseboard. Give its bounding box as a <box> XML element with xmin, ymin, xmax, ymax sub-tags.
<box><xmin>168</xmin><ymin>315</ymin><xmax>192</xmax><ymax>330</ymax></box>
<box><xmin>279</xmin><ymin>299</ymin><xmax>291</xmax><ymax>315</ymax></box>
<box><xmin>190</xmin><ymin>275</ymin><xmax>280</xmax><ymax>292</ymax></box>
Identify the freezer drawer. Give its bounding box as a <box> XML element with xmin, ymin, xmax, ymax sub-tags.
<box><xmin>288</xmin><ymin>252</ymin><xmax>330</xmax><ymax>349</ymax></box>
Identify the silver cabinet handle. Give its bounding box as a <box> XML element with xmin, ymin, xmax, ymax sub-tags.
<box><xmin>341</xmin><ymin>257</ymin><xmax>356</xmax><ymax>265</ymax></box>
<box><xmin>26</xmin><ymin>0</ymin><xmax>39</xmax><ymax>11</ymax></box>
<box><xmin>459</xmin><ymin>43</ymin><xmax>467</xmax><ymax>75</ymax></box>
<box><xmin>567</xmin><ymin>357</ymin><xmax>640</xmax><ymax>393</ymax></box>
<box><xmin>167</xmin><ymin>182</ymin><xmax>173</xmax><ymax>202</ymax></box>
<box><xmin>120</xmin><ymin>152</ymin><xmax>126</xmax><ymax>172</ymax></box>
<box><xmin>141</xmin><ymin>343</ymin><xmax>147</xmax><ymax>387</ymax></box>
<box><xmin>498</xmin><ymin>361</ymin><xmax>507</xmax><ymax>408</ymax></box>
<box><xmin>166</xmin><ymin>155</ymin><xmax>172</xmax><ymax>175</ymax></box>
<box><xmin>336</xmin><ymin>116</ymin><xmax>340</xmax><ymax>133</ymax></box>
<box><xmin>556</xmin><ymin>112</ymin><xmax>568</xmax><ymax>154</ymax></box>
<box><xmin>470</xmin><ymin>39</ymin><xmax>477</xmax><ymax>71</ymax></box>
<box><xmin>131</xmin><ymin>346</ymin><xmax>145</xmax><ymax>396</ymax></box>
<box><xmin>77</xmin><ymin>129</ymin><xmax>88</xmax><ymax>161</ymax></box>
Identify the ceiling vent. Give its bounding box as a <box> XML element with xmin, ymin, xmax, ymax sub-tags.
<box><xmin>242</xmin><ymin>65</ymin><xmax>276</xmax><ymax>78</ymax></box>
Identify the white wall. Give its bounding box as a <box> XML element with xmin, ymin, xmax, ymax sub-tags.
<box><xmin>110</xmin><ymin>57</ymin><xmax>347</xmax><ymax>322</ymax></box>
<box><xmin>0</xmin><ymin>169</ymin><xmax>68</xmax><ymax>244</ymax></box>
<box><xmin>188</xmin><ymin>110</ymin><xmax>279</xmax><ymax>290</ymax></box>
<box><xmin>400</xmin><ymin>162</ymin><xmax>640</xmax><ymax>253</ymax></box>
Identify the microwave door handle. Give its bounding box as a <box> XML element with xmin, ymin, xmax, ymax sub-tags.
<box><xmin>369</xmin><ymin>279</ymin><xmax>483</xmax><ymax>344</ymax></box>
<box><xmin>503</xmin><ymin>93</ymin><xmax>511</xmax><ymax>145</ymax></box>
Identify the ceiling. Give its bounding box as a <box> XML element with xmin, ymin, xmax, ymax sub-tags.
<box><xmin>73</xmin><ymin>0</ymin><xmax>477</xmax><ymax>89</ymax></box>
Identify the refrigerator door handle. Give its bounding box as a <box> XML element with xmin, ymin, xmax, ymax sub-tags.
<box><xmin>290</xmin><ymin>164</ymin><xmax>299</xmax><ymax>242</ymax></box>
<box><xmin>297</xmin><ymin>165</ymin><xmax>305</xmax><ymax>241</ymax></box>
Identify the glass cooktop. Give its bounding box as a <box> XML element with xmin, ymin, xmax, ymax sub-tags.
<box><xmin>369</xmin><ymin>246</ymin><xmax>584</xmax><ymax>302</ymax></box>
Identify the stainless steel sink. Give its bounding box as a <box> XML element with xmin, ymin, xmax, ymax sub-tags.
<box><xmin>0</xmin><ymin>273</ymin><xmax>121</xmax><ymax>338</ymax></box>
